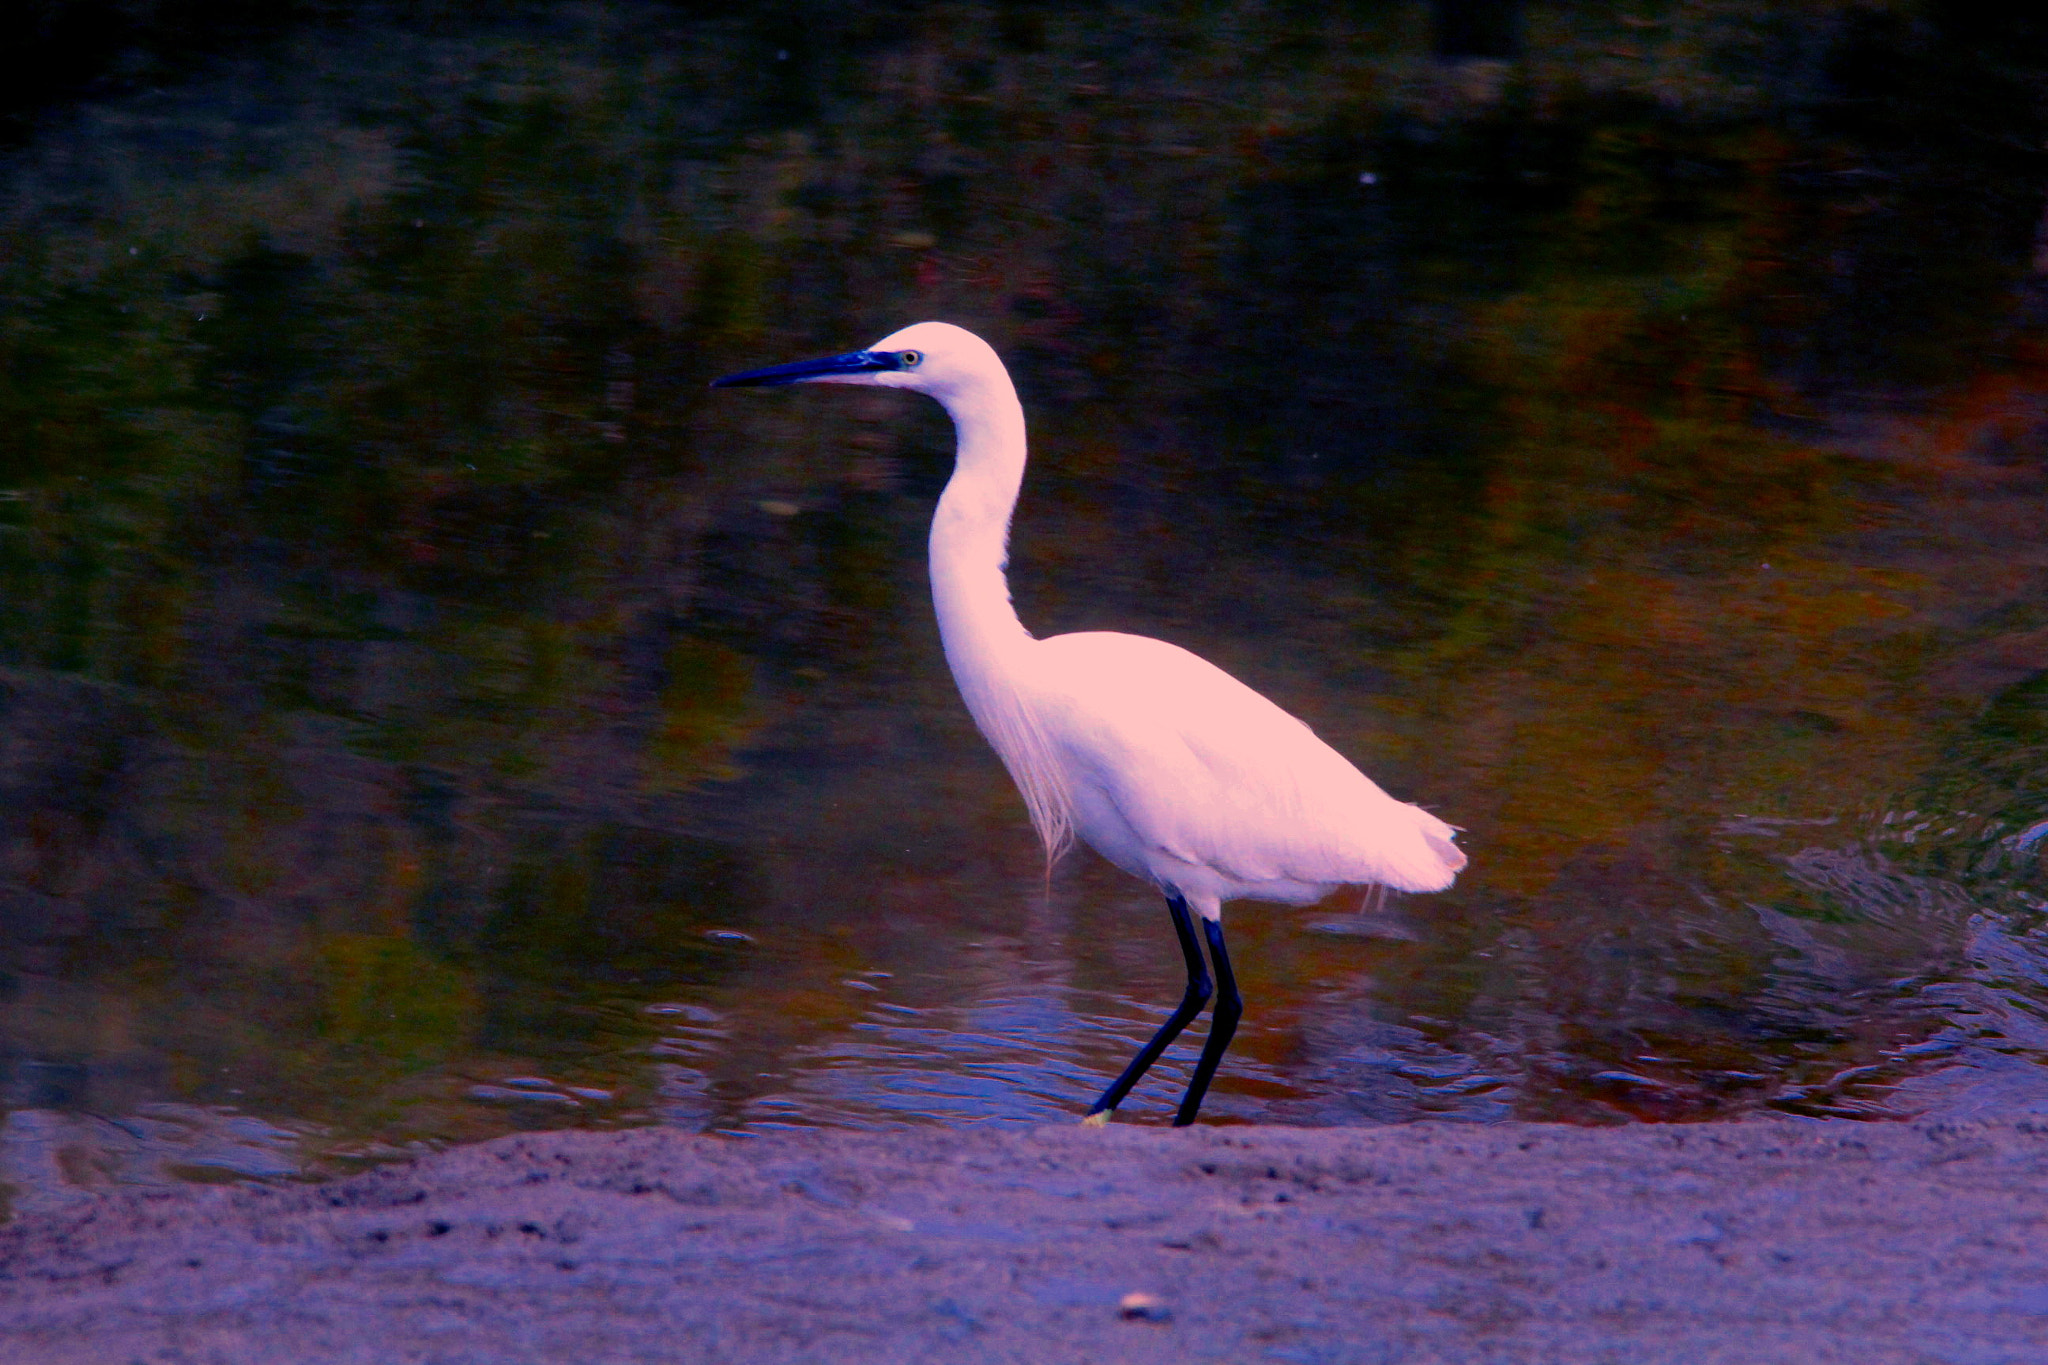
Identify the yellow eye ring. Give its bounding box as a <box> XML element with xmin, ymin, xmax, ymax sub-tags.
<box><xmin>899</xmin><ymin>350</ymin><xmax>923</xmax><ymax>368</ymax></box>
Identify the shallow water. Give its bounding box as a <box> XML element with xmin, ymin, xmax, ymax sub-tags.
<box><xmin>2</xmin><ymin>3</ymin><xmax>2047</xmax><ymax>1191</ymax></box>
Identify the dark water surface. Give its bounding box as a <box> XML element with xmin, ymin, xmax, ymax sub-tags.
<box><xmin>3</xmin><ymin>3</ymin><xmax>2048</xmax><ymax>1195</ymax></box>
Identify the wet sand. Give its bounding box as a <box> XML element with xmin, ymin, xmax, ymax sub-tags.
<box><xmin>3</xmin><ymin>1119</ymin><xmax>2045</xmax><ymax>1363</ymax></box>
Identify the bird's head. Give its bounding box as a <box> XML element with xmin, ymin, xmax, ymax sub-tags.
<box><xmin>710</xmin><ymin>321</ymin><xmax>1001</xmax><ymax>402</ymax></box>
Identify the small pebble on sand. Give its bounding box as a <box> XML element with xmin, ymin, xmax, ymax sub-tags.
<box><xmin>1119</xmin><ymin>1292</ymin><xmax>1170</xmax><ymax>1323</ymax></box>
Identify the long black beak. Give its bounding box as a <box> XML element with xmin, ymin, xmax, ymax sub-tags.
<box><xmin>710</xmin><ymin>349</ymin><xmax>901</xmax><ymax>387</ymax></box>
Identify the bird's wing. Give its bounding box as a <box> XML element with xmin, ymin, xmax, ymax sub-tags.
<box><xmin>1030</xmin><ymin>633</ymin><xmax>1462</xmax><ymax>893</ymax></box>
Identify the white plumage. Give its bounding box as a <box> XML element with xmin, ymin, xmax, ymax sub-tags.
<box><xmin>1028</xmin><ymin>631</ymin><xmax>1466</xmax><ymax>914</ymax></box>
<box><xmin>714</xmin><ymin>320</ymin><xmax>1465</xmax><ymax>1125</ymax></box>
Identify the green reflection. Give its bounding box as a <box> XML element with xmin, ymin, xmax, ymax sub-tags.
<box><xmin>317</xmin><ymin>932</ymin><xmax>478</xmax><ymax>1062</ymax></box>
<box><xmin>651</xmin><ymin>640</ymin><xmax>755</xmax><ymax>786</ymax></box>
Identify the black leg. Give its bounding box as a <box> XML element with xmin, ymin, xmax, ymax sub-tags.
<box><xmin>1173</xmin><ymin>916</ymin><xmax>1241</xmax><ymax>1127</ymax></box>
<box><xmin>1084</xmin><ymin>894</ymin><xmax>1210</xmax><ymax>1123</ymax></box>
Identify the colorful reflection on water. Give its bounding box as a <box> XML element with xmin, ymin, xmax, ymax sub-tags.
<box><xmin>2</xmin><ymin>2</ymin><xmax>2047</xmax><ymax>1200</ymax></box>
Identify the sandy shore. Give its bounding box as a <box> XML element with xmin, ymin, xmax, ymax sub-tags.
<box><xmin>1</xmin><ymin>1118</ymin><xmax>2044</xmax><ymax>1363</ymax></box>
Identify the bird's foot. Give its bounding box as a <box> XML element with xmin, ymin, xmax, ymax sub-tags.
<box><xmin>1081</xmin><ymin>1109</ymin><xmax>1113</xmax><ymax>1128</ymax></box>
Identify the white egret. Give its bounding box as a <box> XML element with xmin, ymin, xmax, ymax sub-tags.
<box><xmin>713</xmin><ymin>322</ymin><xmax>1465</xmax><ymax>1125</ymax></box>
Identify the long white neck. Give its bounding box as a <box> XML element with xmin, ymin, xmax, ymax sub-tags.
<box><xmin>926</xmin><ymin>369</ymin><xmax>1072</xmax><ymax>857</ymax></box>
<box><xmin>929</xmin><ymin>379</ymin><xmax>1031</xmax><ymax>663</ymax></box>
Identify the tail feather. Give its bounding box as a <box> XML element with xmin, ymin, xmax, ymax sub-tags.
<box><xmin>1374</xmin><ymin>807</ymin><xmax>1466</xmax><ymax>894</ymax></box>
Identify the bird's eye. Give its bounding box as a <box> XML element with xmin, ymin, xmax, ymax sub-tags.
<box><xmin>898</xmin><ymin>350</ymin><xmax>922</xmax><ymax>368</ymax></box>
